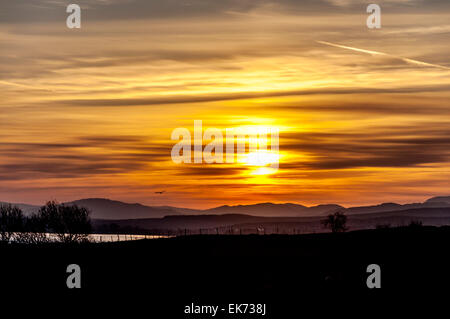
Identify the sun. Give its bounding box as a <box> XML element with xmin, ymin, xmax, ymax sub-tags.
<box><xmin>241</xmin><ymin>150</ymin><xmax>279</xmax><ymax>175</ymax></box>
<box><xmin>244</xmin><ymin>150</ymin><xmax>279</xmax><ymax>166</ymax></box>
<box><xmin>250</xmin><ymin>167</ymin><xmax>278</xmax><ymax>176</ymax></box>
<box><xmin>228</xmin><ymin>124</ymin><xmax>281</xmax><ymax>176</ymax></box>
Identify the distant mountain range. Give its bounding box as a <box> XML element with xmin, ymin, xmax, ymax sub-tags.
<box><xmin>0</xmin><ymin>202</ymin><xmax>40</xmax><ymax>215</ymax></box>
<box><xmin>2</xmin><ymin>196</ymin><xmax>450</xmax><ymax>220</ymax></box>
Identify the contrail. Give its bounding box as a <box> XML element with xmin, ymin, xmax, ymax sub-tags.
<box><xmin>0</xmin><ymin>80</ymin><xmax>53</xmax><ymax>91</ymax></box>
<box><xmin>317</xmin><ymin>40</ymin><xmax>450</xmax><ymax>71</ymax></box>
<box><xmin>0</xmin><ymin>80</ymin><xmax>38</xmax><ymax>89</ymax></box>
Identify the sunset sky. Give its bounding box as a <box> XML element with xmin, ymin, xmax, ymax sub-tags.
<box><xmin>1</xmin><ymin>0</ymin><xmax>450</xmax><ymax>208</ymax></box>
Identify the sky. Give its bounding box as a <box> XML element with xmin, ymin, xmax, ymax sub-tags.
<box><xmin>1</xmin><ymin>0</ymin><xmax>450</xmax><ymax>208</ymax></box>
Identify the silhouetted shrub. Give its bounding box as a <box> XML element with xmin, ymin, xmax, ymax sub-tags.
<box><xmin>20</xmin><ymin>212</ymin><xmax>50</xmax><ymax>244</ymax></box>
<box><xmin>0</xmin><ymin>202</ymin><xmax>92</xmax><ymax>244</ymax></box>
<box><xmin>321</xmin><ymin>212</ymin><xmax>348</xmax><ymax>233</ymax></box>
<box><xmin>38</xmin><ymin>201</ymin><xmax>92</xmax><ymax>243</ymax></box>
<box><xmin>0</xmin><ymin>204</ymin><xmax>25</xmax><ymax>242</ymax></box>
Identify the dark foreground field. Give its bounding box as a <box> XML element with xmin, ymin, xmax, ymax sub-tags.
<box><xmin>1</xmin><ymin>226</ymin><xmax>448</xmax><ymax>316</ymax></box>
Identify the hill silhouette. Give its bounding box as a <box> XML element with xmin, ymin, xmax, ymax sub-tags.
<box><xmin>67</xmin><ymin>198</ymin><xmax>180</xmax><ymax>219</ymax></box>
<box><xmin>2</xmin><ymin>195</ymin><xmax>450</xmax><ymax>220</ymax></box>
<box><xmin>426</xmin><ymin>196</ymin><xmax>450</xmax><ymax>204</ymax></box>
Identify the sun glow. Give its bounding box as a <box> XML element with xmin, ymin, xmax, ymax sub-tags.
<box><xmin>243</xmin><ymin>150</ymin><xmax>279</xmax><ymax>166</ymax></box>
<box><xmin>250</xmin><ymin>167</ymin><xmax>278</xmax><ymax>176</ymax></box>
<box><xmin>239</xmin><ymin>150</ymin><xmax>279</xmax><ymax>176</ymax></box>
<box><xmin>227</xmin><ymin>125</ymin><xmax>280</xmax><ymax>176</ymax></box>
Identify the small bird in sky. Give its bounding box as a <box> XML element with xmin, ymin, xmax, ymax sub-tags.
<box><xmin>155</xmin><ymin>191</ymin><xmax>165</xmax><ymax>194</ymax></box>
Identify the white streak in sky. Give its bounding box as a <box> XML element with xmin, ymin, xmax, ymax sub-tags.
<box><xmin>317</xmin><ymin>40</ymin><xmax>450</xmax><ymax>71</ymax></box>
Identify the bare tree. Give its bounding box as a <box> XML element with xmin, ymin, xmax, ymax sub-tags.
<box><xmin>0</xmin><ymin>204</ymin><xmax>25</xmax><ymax>242</ymax></box>
<box><xmin>39</xmin><ymin>201</ymin><xmax>92</xmax><ymax>243</ymax></box>
<box><xmin>321</xmin><ymin>212</ymin><xmax>348</xmax><ymax>233</ymax></box>
<box><xmin>20</xmin><ymin>212</ymin><xmax>50</xmax><ymax>244</ymax></box>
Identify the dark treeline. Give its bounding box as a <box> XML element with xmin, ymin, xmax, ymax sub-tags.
<box><xmin>95</xmin><ymin>211</ymin><xmax>353</xmax><ymax>236</ymax></box>
<box><xmin>0</xmin><ymin>201</ymin><xmax>91</xmax><ymax>244</ymax></box>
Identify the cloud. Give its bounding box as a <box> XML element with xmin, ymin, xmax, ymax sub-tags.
<box><xmin>281</xmin><ymin>125</ymin><xmax>450</xmax><ymax>169</ymax></box>
<box><xmin>1</xmin><ymin>0</ymin><xmax>450</xmax><ymax>207</ymax></box>
<box><xmin>0</xmin><ymin>135</ymin><xmax>173</xmax><ymax>181</ymax></box>
<box><xmin>50</xmin><ymin>84</ymin><xmax>450</xmax><ymax>107</ymax></box>
<box><xmin>276</xmin><ymin>99</ymin><xmax>450</xmax><ymax>115</ymax></box>
<box><xmin>2</xmin><ymin>0</ymin><xmax>449</xmax><ymax>23</ymax></box>
<box><xmin>385</xmin><ymin>25</ymin><xmax>450</xmax><ymax>35</ymax></box>
<box><xmin>174</xmin><ymin>166</ymin><xmax>247</xmax><ymax>177</ymax></box>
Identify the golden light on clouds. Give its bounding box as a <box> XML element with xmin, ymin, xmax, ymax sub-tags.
<box><xmin>1</xmin><ymin>1</ymin><xmax>450</xmax><ymax>208</ymax></box>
